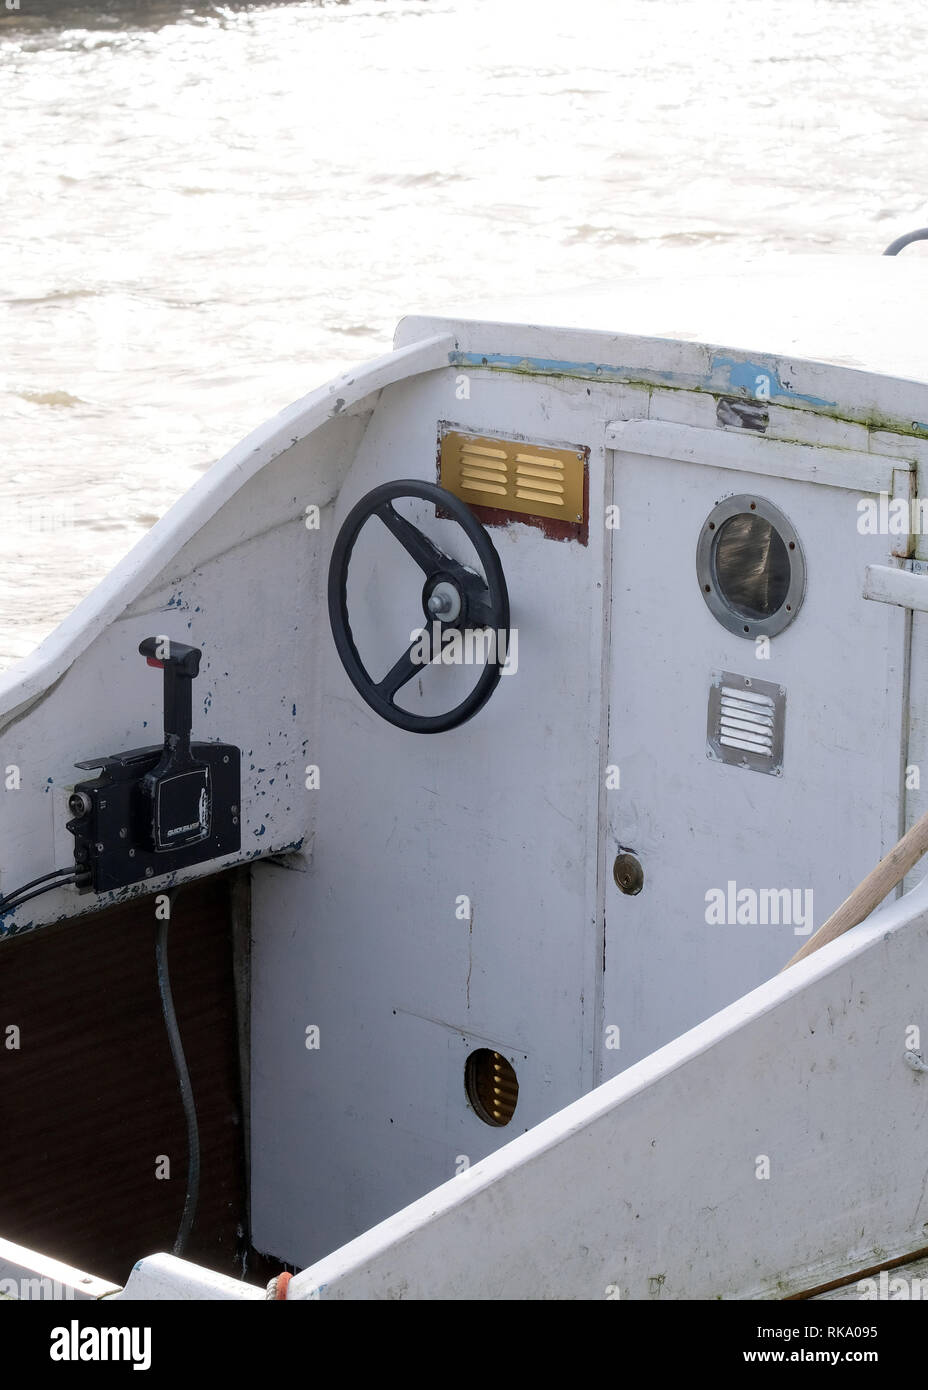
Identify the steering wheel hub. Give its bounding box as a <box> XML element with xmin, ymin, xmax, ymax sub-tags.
<box><xmin>425</xmin><ymin>579</ymin><xmax>463</xmax><ymax>623</ymax></box>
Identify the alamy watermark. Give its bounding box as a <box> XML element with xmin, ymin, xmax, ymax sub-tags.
<box><xmin>49</xmin><ymin>1321</ymin><xmax>151</xmax><ymax>1369</ymax></box>
<box><xmin>0</xmin><ymin>1275</ymin><xmax>75</xmax><ymax>1299</ymax></box>
<box><xmin>705</xmin><ymin>880</ymin><xmax>814</xmax><ymax>936</ymax></box>
<box><xmin>856</xmin><ymin>1270</ymin><xmax>928</xmax><ymax>1299</ymax></box>
<box><xmin>409</xmin><ymin>623</ymin><xmax>518</xmax><ymax>675</ymax></box>
<box><xmin>857</xmin><ymin>492</ymin><xmax>928</xmax><ymax>536</ymax></box>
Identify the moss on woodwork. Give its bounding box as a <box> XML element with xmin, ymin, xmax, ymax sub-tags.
<box><xmin>462</xmin><ymin>360</ymin><xmax>928</xmax><ymax>442</ymax></box>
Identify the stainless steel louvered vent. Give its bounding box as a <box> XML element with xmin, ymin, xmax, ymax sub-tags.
<box><xmin>707</xmin><ymin>671</ymin><xmax>785</xmax><ymax>775</ymax></box>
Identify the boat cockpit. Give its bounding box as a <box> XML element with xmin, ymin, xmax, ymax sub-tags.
<box><xmin>4</xmin><ymin>255</ymin><xmax>928</xmax><ymax>1300</ymax></box>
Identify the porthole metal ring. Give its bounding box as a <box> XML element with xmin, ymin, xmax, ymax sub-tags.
<box><xmin>696</xmin><ymin>494</ymin><xmax>805</xmax><ymax>639</ymax></box>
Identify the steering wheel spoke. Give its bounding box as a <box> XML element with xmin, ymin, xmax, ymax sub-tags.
<box><xmin>376</xmin><ymin>633</ymin><xmax>432</xmax><ymax>702</ymax></box>
<box><xmin>464</xmin><ymin>591</ymin><xmax>497</xmax><ymax>629</ymax></box>
<box><xmin>376</xmin><ymin>501</ymin><xmax>451</xmax><ymax>576</ymax></box>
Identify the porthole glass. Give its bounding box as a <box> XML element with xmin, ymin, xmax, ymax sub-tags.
<box><xmin>714</xmin><ymin>513</ymin><xmax>791</xmax><ymax>619</ymax></box>
<box><xmin>697</xmin><ymin>496</ymin><xmax>805</xmax><ymax>638</ymax></box>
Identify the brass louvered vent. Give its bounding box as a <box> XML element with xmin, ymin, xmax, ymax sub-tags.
<box><xmin>465</xmin><ymin>1048</ymin><xmax>519</xmax><ymax>1127</ymax></box>
<box><xmin>457</xmin><ymin>440</ymin><xmax>508</xmax><ymax>500</ymax></box>
<box><xmin>440</xmin><ymin>429</ymin><xmax>586</xmax><ymax>532</ymax></box>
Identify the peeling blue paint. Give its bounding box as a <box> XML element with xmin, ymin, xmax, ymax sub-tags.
<box><xmin>711</xmin><ymin>355</ymin><xmax>835</xmax><ymax>409</ymax></box>
<box><xmin>0</xmin><ymin>912</ymin><xmax>35</xmax><ymax>936</ymax></box>
<box><xmin>254</xmin><ymin>824</ymin><xmax>267</xmax><ymax>837</ymax></box>
<box><xmin>448</xmin><ymin>349</ymin><xmax>837</xmax><ymax>410</ymax></box>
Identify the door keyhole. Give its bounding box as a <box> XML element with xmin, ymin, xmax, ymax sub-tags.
<box><xmin>613</xmin><ymin>853</ymin><xmax>644</xmax><ymax>896</ymax></box>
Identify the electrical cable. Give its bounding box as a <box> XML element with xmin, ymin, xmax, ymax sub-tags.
<box><xmin>0</xmin><ymin>870</ymin><xmax>79</xmax><ymax>913</ymax></box>
<box><xmin>6</xmin><ymin>866</ymin><xmax>75</xmax><ymax>893</ymax></box>
<box><xmin>0</xmin><ymin>877</ymin><xmax>77</xmax><ymax>910</ymax></box>
<box><xmin>154</xmin><ymin>893</ymin><xmax>200</xmax><ymax>1258</ymax></box>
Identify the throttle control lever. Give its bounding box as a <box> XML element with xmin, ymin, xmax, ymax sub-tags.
<box><xmin>66</xmin><ymin>636</ymin><xmax>241</xmax><ymax>893</ymax></box>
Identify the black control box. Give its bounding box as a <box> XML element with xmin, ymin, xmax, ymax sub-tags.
<box><xmin>66</xmin><ymin>638</ymin><xmax>241</xmax><ymax>894</ymax></box>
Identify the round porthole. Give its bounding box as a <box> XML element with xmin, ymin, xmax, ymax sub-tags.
<box><xmin>696</xmin><ymin>496</ymin><xmax>805</xmax><ymax>638</ymax></box>
<box><xmin>465</xmin><ymin>1048</ymin><xmax>519</xmax><ymax>1127</ymax></box>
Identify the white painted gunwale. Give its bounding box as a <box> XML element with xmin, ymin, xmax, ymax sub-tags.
<box><xmin>0</xmin><ymin>1235</ymin><xmax>120</xmax><ymax>1301</ymax></box>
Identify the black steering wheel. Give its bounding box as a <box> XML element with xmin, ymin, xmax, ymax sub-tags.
<box><xmin>327</xmin><ymin>480</ymin><xmax>510</xmax><ymax>733</ymax></box>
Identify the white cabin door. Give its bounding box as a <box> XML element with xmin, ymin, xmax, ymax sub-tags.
<box><xmin>602</xmin><ymin>428</ymin><xmax>909</xmax><ymax>1077</ymax></box>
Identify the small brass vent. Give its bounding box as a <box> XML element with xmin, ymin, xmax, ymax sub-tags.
<box><xmin>465</xmin><ymin>1048</ymin><xmax>519</xmax><ymax>1127</ymax></box>
<box><xmin>439</xmin><ymin>428</ymin><xmax>587</xmax><ymax>539</ymax></box>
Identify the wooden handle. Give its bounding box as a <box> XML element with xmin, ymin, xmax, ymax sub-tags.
<box><xmin>783</xmin><ymin>808</ymin><xmax>928</xmax><ymax>970</ymax></box>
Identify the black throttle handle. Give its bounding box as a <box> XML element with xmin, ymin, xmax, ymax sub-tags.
<box><xmin>139</xmin><ymin>637</ymin><xmax>202</xmax><ymax>747</ymax></box>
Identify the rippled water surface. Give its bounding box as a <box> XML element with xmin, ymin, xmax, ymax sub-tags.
<box><xmin>2</xmin><ymin>0</ymin><xmax>927</xmax><ymax>666</ymax></box>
